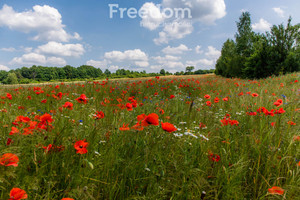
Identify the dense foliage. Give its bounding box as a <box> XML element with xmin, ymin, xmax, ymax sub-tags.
<box><xmin>0</xmin><ymin>73</ymin><xmax>299</xmax><ymax>199</ymax></box>
<box><xmin>215</xmin><ymin>12</ymin><xmax>300</xmax><ymax>79</ymax></box>
<box><xmin>0</xmin><ymin>65</ymin><xmax>214</xmax><ymax>85</ymax></box>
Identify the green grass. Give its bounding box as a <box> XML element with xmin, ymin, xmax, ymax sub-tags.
<box><xmin>0</xmin><ymin>73</ymin><xmax>299</xmax><ymax>199</ymax></box>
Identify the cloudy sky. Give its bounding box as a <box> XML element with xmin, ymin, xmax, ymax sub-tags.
<box><xmin>0</xmin><ymin>0</ymin><xmax>299</xmax><ymax>73</ymax></box>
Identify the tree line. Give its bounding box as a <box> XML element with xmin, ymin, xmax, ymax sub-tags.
<box><xmin>215</xmin><ymin>12</ymin><xmax>299</xmax><ymax>79</ymax></box>
<box><xmin>0</xmin><ymin>65</ymin><xmax>214</xmax><ymax>84</ymax></box>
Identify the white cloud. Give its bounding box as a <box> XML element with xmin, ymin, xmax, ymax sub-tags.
<box><xmin>162</xmin><ymin>0</ymin><xmax>226</xmax><ymax>24</ymax></box>
<box><xmin>10</xmin><ymin>53</ymin><xmax>66</xmax><ymax>66</ymax></box>
<box><xmin>47</xmin><ymin>57</ymin><xmax>67</xmax><ymax>66</ymax></box>
<box><xmin>195</xmin><ymin>45</ymin><xmax>203</xmax><ymax>54</ymax></box>
<box><xmin>273</xmin><ymin>7</ymin><xmax>284</xmax><ymax>18</ymax></box>
<box><xmin>162</xmin><ymin>44</ymin><xmax>191</xmax><ymax>54</ymax></box>
<box><xmin>86</xmin><ymin>59</ymin><xmax>110</xmax><ymax>68</ymax></box>
<box><xmin>154</xmin><ymin>20</ymin><xmax>193</xmax><ymax>45</ymax></box>
<box><xmin>36</xmin><ymin>41</ymin><xmax>85</xmax><ymax>57</ymax></box>
<box><xmin>0</xmin><ymin>47</ymin><xmax>16</xmax><ymax>52</ymax></box>
<box><xmin>152</xmin><ymin>55</ymin><xmax>181</xmax><ymax>64</ymax></box>
<box><xmin>140</xmin><ymin>2</ymin><xmax>165</xmax><ymax>30</ymax></box>
<box><xmin>0</xmin><ymin>4</ymin><xmax>81</xmax><ymax>42</ymax></box>
<box><xmin>135</xmin><ymin>61</ymin><xmax>149</xmax><ymax>67</ymax></box>
<box><xmin>108</xmin><ymin>65</ymin><xmax>119</xmax><ymax>71</ymax></box>
<box><xmin>186</xmin><ymin>59</ymin><xmax>214</xmax><ymax>68</ymax></box>
<box><xmin>205</xmin><ymin>46</ymin><xmax>221</xmax><ymax>59</ymax></box>
<box><xmin>252</xmin><ymin>18</ymin><xmax>271</xmax><ymax>32</ymax></box>
<box><xmin>104</xmin><ymin>49</ymin><xmax>148</xmax><ymax>62</ymax></box>
<box><xmin>0</xmin><ymin>64</ymin><xmax>10</xmax><ymax>71</ymax></box>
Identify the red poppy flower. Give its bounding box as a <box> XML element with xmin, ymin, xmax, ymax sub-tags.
<box><xmin>76</xmin><ymin>94</ymin><xmax>88</xmax><ymax>104</ymax></box>
<box><xmin>119</xmin><ymin>123</ymin><xmax>130</xmax><ymax>131</ymax></box>
<box><xmin>7</xmin><ymin>93</ymin><xmax>12</xmax><ymax>100</ymax></box>
<box><xmin>41</xmin><ymin>99</ymin><xmax>47</xmax><ymax>103</ymax></box>
<box><xmin>204</xmin><ymin>94</ymin><xmax>210</xmax><ymax>99</ymax></box>
<box><xmin>142</xmin><ymin>113</ymin><xmax>159</xmax><ymax>126</ymax></box>
<box><xmin>273</xmin><ymin>99</ymin><xmax>283</xmax><ymax>107</ymax></box>
<box><xmin>169</xmin><ymin>95</ymin><xmax>175</xmax><ymax>99</ymax></box>
<box><xmin>9</xmin><ymin>188</ymin><xmax>27</xmax><ymax>200</ymax></box>
<box><xmin>7</xmin><ymin>138</ymin><xmax>13</xmax><ymax>146</ymax></box>
<box><xmin>9</xmin><ymin>127</ymin><xmax>20</xmax><ymax>135</ymax></box>
<box><xmin>208</xmin><ymin>152</ymin><xmax>220</xmax><ymax>162</ymax></box>
<box><xmin>126</xmin><ymin>103</ymin><xmax>133</xmax><ymax>111</ymax></box>
<box><xmin>0</xmin><ymin>153</ymin><xmax>19</xmax><ymax>167</ymax></box>
<box><xmin>288</xmin><ymin>121</ymin><xmax>296</xmax><ymax>125</ymax></box>
<box><xmin>268</xmin><ymin>186</ymin><xmax>284</xmax><ymax>195</ymax></box>
<box><xmin>251</xmin><ymin>93</ymin><xmax>259</xmax><ymax>97</ymax></box>
<box><xmin>161</xmin><ymin>122</ymin><xmax>177</xmax><ymax>133</ymax></box>
<box><xmin>61</xmin><ymin>198</ymin><xmax>74</xmax><ymax>200</ymax></box>
<box><xmin>40</xmin><ymin>113</ymin><xmax>53</xmax><ymax>124</ymax></box>
<box><xmin>74</xmin><ymin>140</ymin><xmax>88</xmax><ymax>154</ymax></box>
<box><xmin>214</xmin><ymin>97</ymin><xmax>219</xmax><ymax>103</ymax></box>
<box><xmin>271</xmin><ymin>122</ymin><xmax>276</xmax><ymax>127</ymax></box>
<box><xmin>206</xmin><ymin>101</ymin><xmax>212</xmax><ymax>106</ymax></box>
<box><xmin>63</xmin><ymin>102</ymin><xmax>73</xmax><ymax>110</ymax></box>
<box><xmin>131</xmin><ymin>122</ymin><xmax>144</xmax><ymax>131</ymax></box>
<box><xmin>298</xmin><ymin>161</ymin><xmax>300</xmax><ymax>166</ymax></box>
<box><xmin>94</xmin><ymin>111</ymin><xmax>105</xmax><ymax>119</ymax></box>
<box><xmin>222</xmin><ymin>97</ymin><xmax>228</xmax><ymax>101</ymax></box>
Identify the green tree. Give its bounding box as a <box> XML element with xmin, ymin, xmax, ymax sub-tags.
<box><xmin>4</xmin><ymin>72</ymin><xmax>19</xmax><ymax>84</ymax></box>
<box><xmin>185</xmin><ymin>66</ymin><xmax>194</xmax><ymax>74</ymax></box>
<box><xmin>160</xmin><ymin>69</ymin><xmax>166</xmax><ymax>75</ymax></box>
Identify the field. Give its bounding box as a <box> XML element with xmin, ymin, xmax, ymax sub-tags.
<box><xmin>0</xmin><ymin>73</ymin><xmax>299</xmax><ymax>199</ymax></box>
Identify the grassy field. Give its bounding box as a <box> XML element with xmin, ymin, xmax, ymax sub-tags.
<box><xmin>0</xmin><ymin>73</ymin><xmax>299</xmax><ymax>199</ymax></box>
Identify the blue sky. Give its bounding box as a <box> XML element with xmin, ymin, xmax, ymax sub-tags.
<box><xmin>0</xmin><ymin>0</ymin><xmax>299</xmax><ymax>73</ymax></box>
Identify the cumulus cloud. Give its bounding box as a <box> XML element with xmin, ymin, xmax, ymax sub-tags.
<box><xmin>0</xmin><ymin>64</ymin><xmax>10</xmax><ymax>71</ymax></box>
<box><xmin>195</xmin><ymin>45</ymin><xmax>203</xmax><ymax>54</ymax></box>
<box><xmin>162</xmin><ymin>0</ymin><xmax>226</xmax><ymax>24</ymax></box>
<box><xmin>273</xmin><ymin>7</ymin><xmax>284</xmax><ymax>18</ymax></box>
<box><xmin>205</xmin><ymin>46</ymin><xmax>221</xmax><ymax>59</ymax></box>
<box><xmin>104</xmin><ymin>49</ymin><xmax>148</xmax><ymax>63</ymax></box>
<box><xmin>36</xmin><ymin>41</ymin><xmax>85</xmax><ymax>57</ymax></box>
<box><xmin>152</xmin><ymin>55</ymin><xmax>184</xmax><ymax>72</ymax></box>
<box><xmin>86</xmin><ymin>59</ymin><xmax>110</xmax><ymax>68</ymax></box>
<box><xmin>252</xmin><ymin>18</ymin><xmax>271</xmax><ymax>32</ymax></box>
<box><xmin>0</xmin><ymin>4</ymin><xmax>81</xmax><ymax>42</ymax></box>
<box><xmin>140</xmin><ymin>2</ymin><xmax>165</xmax><ymax>30</ymax></box>
<box><xmin>0</xmin><ymin>47</ymin><xmax>16</xmax><ymax>52</ymax></box>
<box><xmin>186</xmin><ymin>59</ymin><xmax>214</xmax><ymax>68</ymax></box>
<box><xmin>154</xmin><ymin>20</ymin><xmax>193</xmax><ymax>45</ymax></box>
<box><xmin>10</xmin><ymin>53</ymin><xmax>66</xmax><ymax>66</ymax></box>
<box><xmin>162</xmin><ymin>44</ymin><xmax>191</xmax><ymax>54</ymax></box>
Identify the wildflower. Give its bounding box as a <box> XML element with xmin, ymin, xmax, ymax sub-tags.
<box><xmin>287</xmin><ymin>121</ymin><xmax>296</xmax><ymax>125</ymax></box>
<box><xmin>63</xmin><ymin>102</ymin><xmax>73</xmax><ymax>110</ymax></box>
<box><xmin>251</xmin><ymin>93</ymin><xmax>259</xmax><ymax>97</ymax></box>
<box><xmin>222</xmin><ymin>97</ymin><xmax>228</xmax><ymax>101</ymax></box>
<box><xmin>41</xmin><ymin>99</ymin><xmax>47</xmax><ymax>103</ymax></box>
<box><xmin>161</xmin><ymin>122</ymin><xmax>177</xmax><ymax>133</ymax></box>
<box><xmin>119</xmin><ymin>123</ymin><xmax>130</xmax><ymax>131</ymax></box>
<box><xmin>9</xmin><ymin>188</ymin><xmax>27</xmax><ymax>200</ymax></box>
<box><xmin>214</xmin><ymin>97</ymin><xmax>219</xmax><ymax>103</ymax></box>
<box><xmin>76</xmin><ymin>94</ymin><xmax>88</xmax><ymax>104</ymax></box>
<box><xmin>141</xmin><ymin>113</ymin><xmax>159</xmax><ymax>126</ymax></box>
<box><xmin>61</xmin><ymin>198</ymin><xmax>74</xmax><ymax>200</ymax></box>
<box><xmin>126</xmin><ymin>103</ymin><xmax>133</xmax><ymax>111</ymax></box>
<box><xmin>271</xmin><ymin>122</ymin><xmax>276</xmax><ymax>127</ymax></box>
<box><xmin>74</xmin><ymin>140</ymin><xmax>88</xmax><ymax>154</ymax></box>
<box><xmin>206</xmin><ymin>101</ymin><xmax>212</xmax><ymax>106</ymax></box>
<box><xmin>94</xmin><ymin>111</ymin><xmax>105</xmax><ymax>119</ymax></box>
<box><xmin>204</xmin><ymin>94</ymin><xmax>210</xmax><ymax>99</ymax></box>
<box><xmin>7</xmin><ymin>138</ymin><xmax>13</xmax><ymax>146</ymax></box>
<box><xmin>0</xmin><ymin>153</ymin><xmax>19</xmax><ymax>167</ymax></box>
<box><xmin>208</xmin><ymin>152</ymin><xmax>220</xmax><ymax>162</ymax></box>
<box><xmin>273</xmin><ymin>99</ymin><xmax>283</xmax><ymax>107</ymax></box>
<box><xmin>169</xmin><ymin>95</ymin><xmax>175</xmax><ymax>99</ymax></box>
<box><xmin>293</xmin><ymin>136</ymin><xmax>300</xmax><ymax>141</ymax></box>
<box><xmin>9</xmin><ymin>127</ymin><xmax>20</xmax><ymax>135</ymax></box>
<box><xmin>7</xmin><ymin>93</ymin><xmax>12</xmax><ymax>100</ymax></box>
<box><xmin>268</xmin><ymin>186</ymin><xmax>284</xmax><ymax>195</ymax></box>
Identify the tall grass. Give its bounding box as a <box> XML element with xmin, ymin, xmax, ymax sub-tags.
<box><xmin>0</xmin><ymin>73</ymin><xmax>299</xmax><ymax>199</ymax></box>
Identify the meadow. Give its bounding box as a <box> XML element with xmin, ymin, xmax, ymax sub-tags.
<box><xmin>0</xmin><ymin>73</ymin><xmax>299</xmax><ymax>200</ymax></box>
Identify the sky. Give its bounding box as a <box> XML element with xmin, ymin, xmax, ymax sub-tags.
<box><xmin>0</xmin><ymin>0</ymin><xmax>299</xmax><ymax>73</ymax></box>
